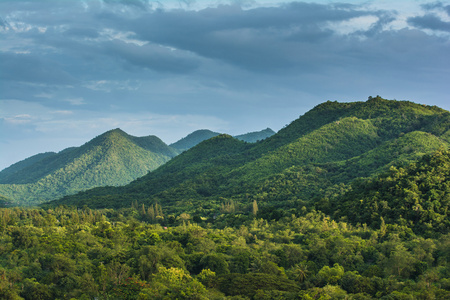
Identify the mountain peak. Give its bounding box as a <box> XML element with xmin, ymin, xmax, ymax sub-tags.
<box><xmin>170</xmin><ymin>129</ymin><xmax>221</xmax><ymax>151</ymax></box>
<box><xmin>0</xmin><ymin>128</ymin><xmax>178</xmax><ymax>205</ymax></box>
<box><xmin>103</xmin><ymin>128</ymin><xmax>128</xmax><ymax>138</ymax></box>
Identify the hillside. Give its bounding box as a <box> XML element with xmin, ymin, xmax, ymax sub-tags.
<box><xmin>318</xmin><ymin>148</ymin><xmax>450</xmax><ymax>237</ymax></box>
<box><xmin>170</xmin><ymin>128</ymin><xmax>275</xmax><ymax>152</ymax></box>
<box><xmin>170</xmin><ymin>129</ymin><xmax>220</xmax><ymax>152</ymax></box>
<box><xmin>0</xmin><ymin>152</ymin><xmax>57</xmax><ymax>183</ymax></box>
<box><xmin>49</xmin><ymin>97</ymin><xmax>450</xmax><ymax>230</ymax></box>
<box><xmin>234</xmin><ymin>128</ymin><xmax>275</xmax><ymax>143</ymax></box>
<box><xmin>0</xmin><ymin>129</ymin><xmax>179</xmax><ymax>205</ymax></box>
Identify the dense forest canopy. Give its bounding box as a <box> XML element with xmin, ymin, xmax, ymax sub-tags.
<box><xmin>1</xmin><ymin>205</ymin><xmax>449</xmax><ymax>299</ymax></box>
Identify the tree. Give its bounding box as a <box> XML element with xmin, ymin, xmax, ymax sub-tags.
<box><xmin>20</xmin><ymin>278</ymin><xmax>52</xmax><ymax>300</ymax></box>
<box><xmin>200</xmin><ymin>253</ymin><xmax>229</xmax><ymax>275</ymax></box>
<box><xmin>316</xmin><ymin>263</ymin><xmax>345</xmax><ymax>286</ymax></box>
<box><xmin>139</xmin><ymin>267</ymin><xmax>207</xmax><ymax>300</ymax></box>
<box><xmin>384</xmin><ymin>244</ymin><xmax>415</xmax><ymax>278</ymax></box>
<box><xmin>252</xmin><ymin>200</ymin><xmax>258</xmax><ymax>215</ymax></box>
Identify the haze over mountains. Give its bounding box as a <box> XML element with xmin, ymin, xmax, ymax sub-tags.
<box><xmin>0</xmin><ymin>128</ymin><xmax>275</xmax><ymax>205</ymax></box>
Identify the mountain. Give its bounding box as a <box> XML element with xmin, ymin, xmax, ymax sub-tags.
<box><xmin>0</xmin><ymin>128</ymin><xmax>179</xmax><ymax>205</ymax></box>
<box><xmin>234</xmin><ymin>128</ymin><xmax>275</xmax><ymax>143</ymax></box>
<box><xmin>49</xmin><ymin>97</ymin><xmax>450</xmax><ymax>231</ymax></box>
<box><xmin>170</xmin><ymin>128</ymin><xmax>275</xmax><ymax>152</ymax></box>
<box><xmin>170</xmin><ymin>129</ymin><xmax>220</xmax><ymax>152</ymax></box>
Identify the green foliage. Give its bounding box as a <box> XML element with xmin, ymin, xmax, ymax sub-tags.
<box><xmin>218</xmin><ymin>273</ymin><xmax>300</xmax><ymax>298</ymax></box>
<box><xmin>316</xmin><ymin>263</ymin><xmax>345</xmax><ymax>286</ymax></box>
<box><xmin>0</xmin><ymin>206</ymin><xmax>449</xmax><ymax>299</ymax></box>
<box><xmin>324</xmin><ymin>149</ymin><xmax>450</xmax><ymax>236</ymax></box>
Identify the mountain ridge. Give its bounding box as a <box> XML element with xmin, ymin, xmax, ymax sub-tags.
<box><xmin>0</xmin><ymin>127</ymin><xmax>276</xmax><ymax>205</ymax></box>
<box><xmin>169</xmin><ymin>128</ymin><xmax>275</xmax><ymax>152</ymax></box>
<box><xmin>48</xmin><ymin>97</ymin><xmax>450</xmax><ymax>226</ymax></box>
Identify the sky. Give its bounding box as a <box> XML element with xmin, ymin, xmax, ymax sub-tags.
<box><xmin>1</xmin><ymin>0</ymin><xmax>450</xmax><ymax>170</ymax></box>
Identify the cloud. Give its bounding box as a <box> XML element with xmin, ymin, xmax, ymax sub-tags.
<box><xmin>410</xmin><ymin>2</ymin><xmax>450</xmax><ymax>32</ymax></box>
<box><xmin>103</xmin><ymin>39</ymin><xmax>201</xmax><ymax>73</ymax></box>
<box><xmin>123</xmin><ymin>3</ymin><xmax>377</xmax><ymax>71</ymax></box>
<box><xmin>408</xmin><ymin>14</ymin><xmax>450</xmax><ymax>32</ymax></box>
<box><xmin>3</xmin><ymin>114</ymin><xmax>33</xmax><ymax>125</ymax></box>
<box><xmin>0</xmin><ymin>52</ymin><xmax>76</xmax><ymax>84</ymax></box>
<box><xmin>65</xmin><ymin>98</ymin><xmax>86</xmax><ymax>106</ymax></box>
<box><xmin>1</xmin><ymin>1</ymin><xmax>450</xmax><ymax>169</ymax></box>
<box><xmin>103</xmin><ymin>0</ymin><xmax>151</xmax><ymax>11</ymax></box>
<box><xmin>421</xmin><ymin>2</ymin><xmax>450</xmax><ymax>14</ymax></box>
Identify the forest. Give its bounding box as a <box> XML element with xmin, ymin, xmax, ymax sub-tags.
<box><xmin>1</xmin><ymin>203</ymin><xmax>449</xmax><ymax>299</ymax></box>
<box><xmin>1</xmin><ymin>97</ymin><xmax>450</xmax><ymax>299</ymax></box>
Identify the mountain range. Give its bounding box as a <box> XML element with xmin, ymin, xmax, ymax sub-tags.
<box><xmin>45</xmin><ymin>96</ymin><xmax>450</xmax><ymax>235</ymax></box>
<box><xmin>2</xmin><ymin>96</ymin><xmax>450</xmax><ymax>300</ymax></box>
<box><xmin>0</xmin><ymin>128</ymin><xmax>274</xmax><ymax>205</ymax></box>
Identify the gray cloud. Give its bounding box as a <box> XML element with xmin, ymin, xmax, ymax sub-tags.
<box><xmin>408</xmin><ymin>13</ymin><xmax>450</xmax><ymax>32</ymax></box>
<box><xmin>103</xmin><ymin>40</ymin><xmax>201</xmax><ymax>73</ymax></box>
<box><xmin>1</xmin><ymin>1</ymin><xmax>450</xmax><ymax>170</ymax></box>
<box><xmin>421</xmin><ymin>2</ymin><xmax>450</xmax><ymax>14</ymax></box>
<box><xmin>109</xmin><ymin>4</ymin><xmax>401</xmax><ymax>72</ymax></box>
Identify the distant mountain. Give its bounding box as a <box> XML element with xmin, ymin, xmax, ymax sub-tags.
<box><xmin>170</xmin><ymin>129</ymin><xmax>220</xmax><ymax>152</ymax></box>
<box><xmin>0</xmin><ymin>128</ymin><xmax>179</xmax><ymax>205</ymax></box>
<box><xmin>234</xmin><ymin>128</ymin><xmax>275</xmax><ymax>143</ymax></box>
<box><xmin>50</xmin><ymin>97</ymin><xmax>450</xmax><ymax>236</ymax></box>
<box><xmin>170</xmin><ymin>128</ymin><xmax>275</xmax><ymax>152</ymax></box>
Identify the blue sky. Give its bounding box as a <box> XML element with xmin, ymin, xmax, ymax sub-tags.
<box><xmin>1</xmin><ymin>0</ymin><xmax>450</xmax><ymax>170</ymax></box>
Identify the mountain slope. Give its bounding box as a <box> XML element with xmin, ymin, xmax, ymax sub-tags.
<box><xmin>234</xmin><ymin>128</ymin><xmax>275</xmax><ymax>143</ymax></box>
<box><xmin>0</xmin><ymin>152</ymin><xmax>58</xmax><ymax>184</ymax></box>
<box><xmin>170</xmin><ymin>128</ymin><xmax>275</xmax><ymax>152</ymax></box>
<box><xmin>170</xmin><ymin>130</ymin><xmax>220</xmax><ymax>152</ymax></box>
<box><xmin>0</xmin><ymin>129</ymin><xmax>178</xmax><ymax>205</ymax></box>
<box><xmin>47</xmin><ymin>97</ymin><xmax>450</xmax><ymax>221</ymax></box>
<box><xmin>318</xmin><ymin>148</ymin><xmax>450</xmax><ymax>236</ymax></box>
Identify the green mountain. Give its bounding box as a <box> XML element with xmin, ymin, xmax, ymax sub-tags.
<box><xmin>49</xmin><ymin>97</ymin><xmax>450</xmax><ymax>228</ymax></box>
<box><xmin>234</xmin><ymin>128</ymin><xmax>275</xmax><ymax>143</ymax></box>
<box><xmin>170</xmin><ymin>128</ymin><xmax>275</xmax><ymax>152</ymax></box>
<box><xmin>170</xmin><ymin>129</ymin><xmax>220</xmax><ymax>152</ymax></box>
<box><xmin>0</xmin><ymin>128</ymin><xmax>179</xmax><ymax>205</ymax></box>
